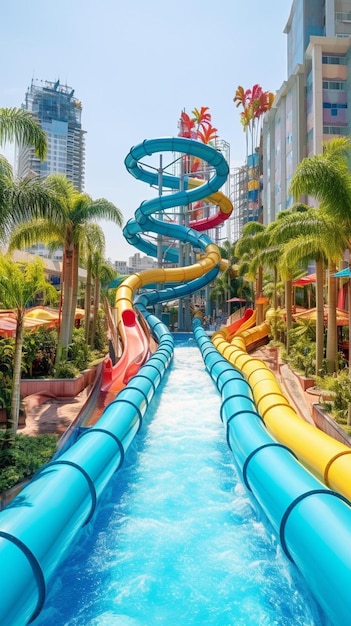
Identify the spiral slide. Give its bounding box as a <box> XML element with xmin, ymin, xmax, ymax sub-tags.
<box><xmin>97</xmin><ymin>137</ymin><xmax>233</xmax><ymax>396</ymax></box>
<box><xmin>0</xmin><ymin>137</ymin><xmax>351</xmax><ymax>625</ymax></box>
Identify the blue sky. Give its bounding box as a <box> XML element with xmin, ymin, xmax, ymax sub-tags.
<box><xmin>1</xmin><ymin>0</ymin><xmax>292</xmax><ymax>262</ymax></box>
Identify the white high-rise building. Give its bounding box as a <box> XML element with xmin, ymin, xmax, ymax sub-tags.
<box><xmin>262</xmin><ymin>0</ymin><xmax>351</xmax><ymax>223</ymax></box>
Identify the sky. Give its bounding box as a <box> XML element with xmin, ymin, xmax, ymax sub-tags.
<box><xmin>1</xmin><ymin>0</ymin><xmax>293</xmax><ymax>263</ymax></box>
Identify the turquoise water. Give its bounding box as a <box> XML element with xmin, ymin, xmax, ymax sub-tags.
<box><xmin>33</xmin><ymin>346</ymin><xmax>328</xmax><ymax>625</ymax></box>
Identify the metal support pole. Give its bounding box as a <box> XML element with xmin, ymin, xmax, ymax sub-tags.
<box><xmin>155</xmin><ymin>155</ymin><xmax>163</xmax><ymax>318</ymax></box>
<box><xmin>178</xmin><ymin>155</ymin><xmax>185</xmax><ymax>331</ymax></box>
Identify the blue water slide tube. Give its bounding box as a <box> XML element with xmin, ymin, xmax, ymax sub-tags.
<box><xmin>123</xmin><ymin>136</ymin><xmax>228</xmax><ymax>264</ymax></box>
<box><xmin>192</xmin><ymin>317</ymin><xmax>351</xmax><ymax>626</ymax></box>
<box><xmin>0</xmin><ymin>137</ymin><xmax>229</xmax><ymax>625</ymax></box>
<box><xmin>0</xmin><ymin>320</ymin><xmax>174</xmax><ymax>625</ymax></box>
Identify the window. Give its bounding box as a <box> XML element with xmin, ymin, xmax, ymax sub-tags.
<box><xmin>322</xmin><ymin>81</ymin><xmax>346</xmax><ymax>90</ymax></box>
<box><xmin>322</xmin><ymin>55</ymin><xmax>347</xmax><ymax>65</ymax></box>
<box><xmin>323</xmin><ymin>126</ymin><xmax>348</xmax><ymax>135</ymax></box>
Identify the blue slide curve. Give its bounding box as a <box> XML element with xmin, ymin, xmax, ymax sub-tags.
<box><xmin>0</xmin><ymin>137</ymin><xmax>350</xmax><ymax>625</ymax></box>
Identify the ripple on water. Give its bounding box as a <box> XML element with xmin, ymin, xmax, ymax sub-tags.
<box><xmin>33</xmin><ymin>347</ymin><xmax>329</xmax><ymax>626</ymax></box>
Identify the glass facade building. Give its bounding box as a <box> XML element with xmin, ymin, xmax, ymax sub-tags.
<box><xmin>17</xmin><ymin>79</ymin><xmax>86</xmax><ymax>191</ymax></box>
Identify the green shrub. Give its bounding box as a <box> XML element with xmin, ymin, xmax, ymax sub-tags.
<box><xmin>23</xmin><ymin>327</ymin><xmax>57</xmax><ymax>378</ymax></box>
<box><xmin>315</xmin><ymin>370</ymin><xmax>351</xmax><ymax>436</ymax></box>
<box><xmin>67</xmin><ymin>327</ymin><xmax>90</xmax><ymax>371</ymax></box>
<box><xmin>93</xmin><ymin>310</ymin><xmax>108</xmax><ymax>352</ymax></box>
<box><xmin>54</xmin><ymin>360</ymin><xmax>80</xmax><ymax>379</ymax></box>
<box><xmin>0</xmin><ymin>432</ymin><xmax>58</xmax><ymax>493</ymax></box>
<box><xmin>285</xmin><ymin>320</ymin><xmax>316</xmax><ymax>378</ymax></box>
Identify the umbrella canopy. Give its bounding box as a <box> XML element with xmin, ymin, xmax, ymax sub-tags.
<box><xmin>293</xmin><ymin>306</ymin><xmax>349</xmax><ymax>326</ymax></box>
<box><xmin>334</xmin><ymin>268</ymin><xmax>351</xmax><ymax>278</ymax></box>
<box><xmin>292</xmin><ymin>273</ymin><xmax>316</xmax><ymax>287</ymax></box>
<box><xmin>0</xmin><ymin>307</ymin><xmax>86</xmax><ymax>338</ymax></box>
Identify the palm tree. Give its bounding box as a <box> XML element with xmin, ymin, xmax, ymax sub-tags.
<box><xmin>0</xmin><ymin>107</ymin><xmax>47</xmax><ymax>160</ymax></box>
<box><xmin>8</xmin><ymin>174</ymin><xmax>123</xmax><ymax>360</ymax></box>
<box><xmin>235</xmin><ymin>222</ymin><xmax>269</xmax><ymax>324</ymax></box>
<box><xmin>218</xmin><ymin>240</ymin><xmax>237</xmax><ymax>316</ymax></box>
<box><xmin>90</xmin><ymin>256</ymin><xmax>116</xmax><ymax>348</ymax></box>
<box><xmin>289</xmin><ymin>137</ymin><xmax>351</xmax><ymax>373</ymax></box>
<box><xmin>81</xmin><ymin>223</ymin><xmax>106</xmax><ymax>344</ymax></box>
<box><xmin>0</xmin><ymin>111</ymin><xmax>62</xmax><ymax>255</ymax></box>
<box><xmin>0</xmin><ymin>161</ymin><xmax>62</xmax><ymax>245</ymax></box>
<box><xmin>271</xmin><ymin>207</ymin><xmax>346</xmax><ymax>372</ymax></box>
<box><xmin>0</xmin><ymin>255</ymin><xmax>58</xmax><ymax>433</ymax></box>
<box><xmin>233</xmin><ymin>84</ymin><xmax>274</xmax><ymax>156</ymax></box>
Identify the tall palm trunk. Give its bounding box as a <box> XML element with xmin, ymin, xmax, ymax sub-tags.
<box><xmin>272</xmin><ymin>265</ymin><xmax>278</xmax><ymax>342</ymax></box>
<box><xmin>285</xmin><ymin>279</ymin><xmax>292</xmax><ymax>353</ymax></box>
<box><xmin>11</xmin><ymin>310</ymin><xmax>24</xmax><ymax>433</ymax></box>
<box><xmin>315</xmin><ymin>259</ymin><xmax>325</xmax><ymax>376</ymax></box>
<box><xmin>348</xmin><ymin>276</ymin><xmax>351</xmax><ymax>379</ymax></box>
<box><xmin>57</xmin><ymin>246</ymin><xmax>74</xmax><ymax>362</ymax></box>
<box><xmin>256</xmin><ymin>264</ymin><xmax>264</xmax><ymax>324</ymax></box>
<box><xmin>90</xmin><ymin>277</ymin><xmax>101</xmax><ymax>347</ymax></box>
<box><xmin>326</xmin><ymin>261</ymin><xmax>338</xmax><ymax>373</ymax></box>
<box><xmin>68</xmin><ymin>243</ymin><xmax>80</xmax><ymax>344</ymax></box>
<box><xmin>84</xmin><ymin>260</ymin><xmax>93</xmax><ymax>343</ymax></box>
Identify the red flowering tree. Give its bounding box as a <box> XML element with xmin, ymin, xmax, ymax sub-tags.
<box><xmin>179</xmin><ymin>107</ymin><xmax>218</xmax><ymax>218</ymax></box>
<box><xmin>233</xmin><ymin>84</ymin><xmax>274</xmax><ymax>155</ymax></box>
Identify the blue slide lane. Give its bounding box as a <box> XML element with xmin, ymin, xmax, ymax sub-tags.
<box><xmin>1</xmin><ymin>136</ymin><xmax>351</xmax><ymax>625</ymax></box>
<box><xmin>193</xmin><ymin>317</ymin><xmax>351</xmax><ymax>626</ymax></box>
<box><xmin>0</xmin><ymin>137</ymin><xmax>227</xmax><ymax>625</ymax></box>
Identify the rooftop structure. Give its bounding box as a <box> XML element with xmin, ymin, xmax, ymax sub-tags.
<box><xmin>17</xmin><ymin>79</ymin><xmax>86</xmax><ymax>191</ymax></box>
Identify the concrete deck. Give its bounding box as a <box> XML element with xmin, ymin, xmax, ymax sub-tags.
<box><xmin>18</xmin><ymin>346</ymin><xmax>316</xmax><ymax>437</ymax></box>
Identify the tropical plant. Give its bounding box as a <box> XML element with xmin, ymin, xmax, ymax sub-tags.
<box><xmin>0</xmin><ymin>107</ymin><xmax>47</xmax><ymax>160</ymax></box>
<box><xmin>315</xmin><ymin>370</ymin><xmax>351</xmax><ymax>432</ymax></box>
<box><xmin>0</xmin><ymin>255</ymin><xmax>58</xmax><ymax>434</ymax></box>
<box><xmin>90</xmin><ymin>257</ymin><xmax>116</xmax><ymax>348</ymax></box>
<box><xmin>267</xmin><ymin>204</ymin><xmax>346</xmax><ymax>368</ymax></box>
<box><xmin>22</xmin><ymin>327</ymin><xmax>57</xmax><ymax>378</ymax></box>
<box><xmin>233</xmin><ymin>84</ymin><xmax>274</xmax><ymax>155</ymax></box>
<box><xmin>179</xmin><ymin>106</ymin><xmax>218</xmax><ymax>179</ymax></box>
<box><xmin>8</xmin><ymin>174</ymin><xmax>123</xmax><ymax>363</ymax></box>
<box><xmin>235</xmin><ymin>222</ymin><xmax>269</xmax><ymax>324</ymax></box>
<box><xmin>81</xmin><ymin>223</ymin><xmax>106</xmax><ymax>344</ymax></box>
<box><xmin>217</xmin><ymin>240</ymin><xmax>239</xmax><ymax>316</ymax></box>
<box><xmin>286</xmin><ymin>320</ymin><xmax>317</xmax><ymax>378</ymax></box>
<box><xmin>289</xmin><ymin>137</ymin><xmax>351</xmax><ymax>374</ymax></box>
<box><xmin>0</xmin><ymin>432</ymin><xmax>58</xmax><ymax>492</ymax></box>
<box><xmin>0</xmin><ymin>107</ymin><xmax>53</xmax><ymax>248</ymax></box>
<box><xmin>0</xmin><ymin>158</ymin><xmax>62</xmax><ymax>246</ymax></box>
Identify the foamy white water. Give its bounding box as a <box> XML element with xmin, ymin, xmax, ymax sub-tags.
<box><xmin>33</xmin><ymin>345</ymin><xmax>328</xmax><ymax>625</ymax></box>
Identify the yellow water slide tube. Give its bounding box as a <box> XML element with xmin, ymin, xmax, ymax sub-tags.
<box><xmin>212</xmin><ymin>323</ymin><xmax>351</xmax><ymax>502</ymax></box>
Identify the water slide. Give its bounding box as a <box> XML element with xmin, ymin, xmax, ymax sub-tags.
<box><xmin>0</xmin><ymin>137</ymin><xmax>230</xmax><ymax>625</ymax></box>
<box><xmin>0</xmin><ymin>137</ymin><xmax>351</xmax><ymax>625</ymax></box>
<box><xmin>194</xmin><ymin>319</ymin><xmax>351</xmax><ymax>625</ymax></box>
<box><xmin>221</xmin><ymin>306</ymin><xmax>257</xmax><ymax>342</ymax></box>
<box><xmin>213</xmin><ymin>323</ymin><xmax>351</xmax><ymax>501</ymax></box>
<box><xmin>98</xmin><ymin>137</ymin><xmax>232</xmax><ymax>395</ymax></box>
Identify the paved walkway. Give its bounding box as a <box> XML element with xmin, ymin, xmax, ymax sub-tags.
<box><xmin>19</xmin><ymin>387</ymin><xmax>91</xmax><ymax>436</ymax></box>
<box><xmin>18</xmin><ymin>345</ymin><xmax>316</xmax><ymax>437</ymax></box>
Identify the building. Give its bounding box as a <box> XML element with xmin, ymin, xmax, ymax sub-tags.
<box><xmin>17</xmin><ymin>79</ymin><xmax>86</xmax><ymax>191</ymax></box>
<box><xmin>128</xmin><ymin>252</ymin><xmax>158</xmax><ymax>272</ymax></box>
<box><xmin>16</xmin><ymin>79</ymin><xmax>86</xmax><ymax>260</ymax></box>
<box><xmin>262</xmin><ymin>0</ymin><xmax>351</xmax><ymax>224</ymax></box>
<box><xmin>112</xmin><ymin>260</ymin><xmax>129</xmax><ymax>275</ymax></box>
